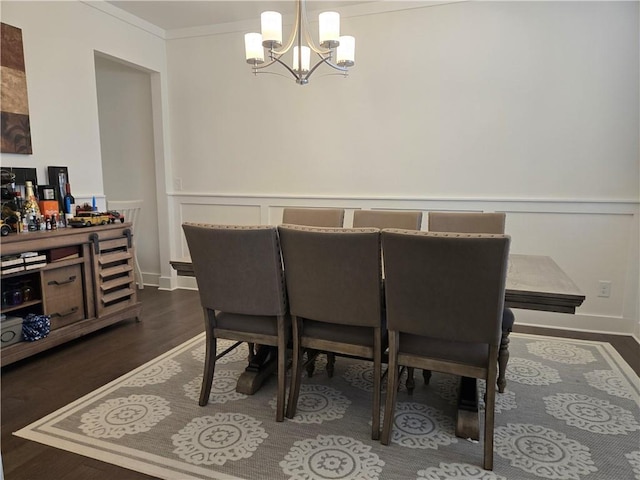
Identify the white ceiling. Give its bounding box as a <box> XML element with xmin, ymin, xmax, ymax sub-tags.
<box><xmin>106</xmin><ymin>1</ymin><xmax>371</xmax><ymax>31</ymax></box>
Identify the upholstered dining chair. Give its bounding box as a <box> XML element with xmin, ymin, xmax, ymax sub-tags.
<box><xmin>182</xmin><ymin>223</ymin><xmax>290</xmax><ymax>422</ymax></box>
<box><xmin>428</xmin><ymin>211</ymin><xmax>514</xmax><ymax>392</ymax></box>
<box><xmin>380</xmin><ymin>230</ymin><xmax>510</xmax><ymax>470</ymax></box>
<box><xmin>281</xmin><ymin>207</ymin><xmax>345</xmax><ymax>377</ymax></box>
<box><xmin>282</xmin><ymin>207</ymin><xmax>345</xmax><ymax>227</ymax></box>
<box><xmin>278</xmin><ymin>224</ymin><xmax>386</xmax><ymax>440</ymax></box>
<box><xmin>352</xmin><ymin>209</ymin><xmax>422</xmax><ymax>230</ymax></box>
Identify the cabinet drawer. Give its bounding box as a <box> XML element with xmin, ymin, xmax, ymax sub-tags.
<box><xmin>43</xmin><ymin>264</ymin><xmax>85</xmax><ymax>328</ymax></box>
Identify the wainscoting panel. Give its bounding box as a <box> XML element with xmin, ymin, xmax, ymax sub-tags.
<box><xmin>167</xmin><ymin>194</ymin><xmax>638</xmax><ymax>336</ymax></box>
<box><xmin>178</xmin><ymin>202</ymin><xmax>261</xmax><ymax>260</ymax></box>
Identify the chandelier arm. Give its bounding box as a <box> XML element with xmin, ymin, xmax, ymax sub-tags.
<box><xmin>251</xmin><ymin>57</ymin><xmax>280</xmax><ymax>71</ymax></box>
<box><xmin>300</xmin><ymin>0</ymin><xmax>329</xmax><ymax>55</ymax></box>
<box><xmin>304</xmin><ymin>54</ymin><xmax>348</xmax><ymax>82</ymax></box>
<box><xmin>270</xmin><ymin>55</ymin><xmax>303</xmax><ymax>82</ymax></box>
<box><xmin>251</xmin><ymin>71</ymin><xmax>299</xmax><ymax>81</ymax></box>
<box><xmin>273</xmin><ymin>0</ymin><xmax>301</xmax><ymax>55</ymax></box>
<box><xmin>322</xmin><ymin>59</ymin><xmax>349</xmax><ymax>73</ymax></box>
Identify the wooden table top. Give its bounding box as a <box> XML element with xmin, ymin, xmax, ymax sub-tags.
<box><xmin>504</xmin><ymin>254</ymin><xmax>584</xmax><ymax>313</ymax></box>
<box><xmin>171</xmin><ymin>253</ymin><xmax>585</xmax><ymax>314</ymax></box>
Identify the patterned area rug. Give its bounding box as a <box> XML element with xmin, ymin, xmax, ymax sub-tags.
<box><xmin>15</xmin><ymin>333</ymin><xmax>640</xmax><ymax>480</ymax></box>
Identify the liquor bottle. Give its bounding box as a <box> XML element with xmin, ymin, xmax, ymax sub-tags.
<box><xmin>23</xmin><ymin>181</ymin><xmax>40</xmax><ymax>215</ymax></box>
<box><xmin>64</xmin><ymin>183</ymin><xmax>76</xmax><ymax>221</ymax></box>
<box><xmin>13</xmin><ymin>191</ymin><xmax>23</xmax><ymax>212</ymax></box>
<box><xmin>23</xmin><ymin>181</ymin><xmax>41</xmax><ymax>231</ymax></box>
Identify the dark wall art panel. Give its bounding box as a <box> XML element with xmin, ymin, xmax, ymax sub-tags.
<box><xmin>1</xmin><ymin>22</ymin><xmax>32</xmax><ymax>154</ymax></box>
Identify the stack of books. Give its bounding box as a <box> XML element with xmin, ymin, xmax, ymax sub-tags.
<box><xmin>1</xmin><ymin>256</ymin><xmax>24</xmax><ymax>275</ymax></box>
<box><xmin>0</xmin><ymin>252</ymin><xmax>47</xmax><ymax>275</ymax></box>
<box><xmin>22</xmin><ymin>252</ymin><xmax>47</xmax><ymax>271</ymax></box>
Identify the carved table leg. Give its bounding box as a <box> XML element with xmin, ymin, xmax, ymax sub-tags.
<box><xmin>326</xmin><ymin>353</ymin><xmax>335</xmax><ymax>378</ymax></box>
<box><xmin>406</xmin><ymin>367</ymin><xmax>415</xmax><ymax>394</ymax></box>
<box><xmin>455</xmin><ymin>376</ymin><xmax>479</xmax><ymax>440</ymax></box>
<box><xmin>236</xmin><ymin>345</ymin><xmax>277</xmax><ymax>395</ymax></box>
<box><xmin>422</xmin><ymin>369</ymin><xmax>432</xmax><ymax>385</ymax></box>
<box><xmin>305</xmin><ymin>349</ymin><xmax>318</xmax><ymax>378</ymax></box>
<box><xmin>498</xmin><ymin>328</ymin><xmax>511</xmax><ymax>393</ymax></box>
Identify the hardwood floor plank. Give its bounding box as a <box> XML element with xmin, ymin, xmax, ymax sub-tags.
<box><xmin>2</xmin><ymin>288</ymin><xmax>637</xmax><ymax>479</ymax></box>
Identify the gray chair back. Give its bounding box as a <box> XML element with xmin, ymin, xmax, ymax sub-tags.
<box><xmin>279</xmin><ymin>224</ymin><xmax>385</xmax><ymax>438</ymax></box>
<box><xmin>353</xmin><ymin>210</ymin><xmax>422</xmax><ymax>230</ymax></box>
<box><xmin>182</xmin><ymin>223</ymin><xmax>289</xmax><ymax>420</ymax></box>
<box><xmin>278</xmin><ymin>225</ymin><xmax>382</xmax><ymax>326</ymax></box>
<box><xmin>282</xmin><ymin>208</ymin><xmax>345</xmax><ymax>227</ymax></box>
<box><xmin>382</xmin><ymin>230</ymin><xmax>510</xmax><ymax>346</ymax></box>
<box><xmin>182</xmin><ymin>223</ymin><xmax>286</xmax><ymax>316</ymax></box>
<box><xmin>380</xmin><ymin>229</ymin><xmax>510</xmax><ymax>467</ymax></box>
<box><xmin>429</xmin><ymin>212</ymin><xmax>505</xmax><ymax>234</ymax></box>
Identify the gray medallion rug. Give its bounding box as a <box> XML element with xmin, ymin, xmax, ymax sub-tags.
<box><xmin>15</xmin><ymin>333</ymin><xmax>640</xmax><ymax>480</ymax></box>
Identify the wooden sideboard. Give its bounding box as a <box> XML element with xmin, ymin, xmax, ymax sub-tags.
<box><xmin>0</xmin><ymin>223</ymin><xmax>142</xmax><ymax>366</ymax></box>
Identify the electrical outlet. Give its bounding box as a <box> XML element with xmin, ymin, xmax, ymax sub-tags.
<box><xmin>598</xmin><ymin>281</ymin><xmax>611</xmax><ymax>298</ymax></box>
<box><xmin>173</xmin><ymin>177</ymin><xmax>182</xmax><ymax>191</ymax></box>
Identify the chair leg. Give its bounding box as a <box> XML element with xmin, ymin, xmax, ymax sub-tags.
<box><xmin>406</xmin><ymin>367</ymin><xmax>415</xmax><ymax>394</ymax></box>
<box><xmin>326</xmin><ymin>352</ymin><xmax>336</xmax><ymax>378</ymax></box>
<box><xmin>200</xmin><ymin>335</ymin><xmax>216</xmax><ymax>406</ymax></box>
<box><xmin>132</xmin><ymin>246</ymin><xmax>144</xmax><ymax>290</ymax></box>
<box><xmin>286</xmin><ymin>317</ymin><xmax>303</xmax><ymax>419</ymax></box>
<box><xmin>276</xmin><ymin>316</ymin><xmax>286</xmax><ymax>422</ymax></box>
<box><xmin>381</xmin><ymin>332</ymin><xmax>399</xmax><ymax>445</ymax></box>
<box><xmin>497</xmin><ymin>328</ymin><xmax>511</xmax><ymax>393</ymax></box>
<box><xmin>305</xmin><ymin>348</ymin><xmax>317</xmax><ymax>378</ymax></box>
<box><xmin>484</xmin><ymin>348</ymin><xmax>499</xmax><ymax>470</ymax></box>
<box><xmin>371</xmin><ymin>329</ymin><xmax>382</xmax><ymax>440</ymax></box>
<box><xmin>422</xmin><ymin>369</ymin><xmax>432</xmax><ymax>385</ymax></box>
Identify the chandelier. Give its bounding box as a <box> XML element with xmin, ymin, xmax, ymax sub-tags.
<box><xmin>244</xmin><ymin>0</ymin><xmax>355</xmax><ymax>85</ymax></box>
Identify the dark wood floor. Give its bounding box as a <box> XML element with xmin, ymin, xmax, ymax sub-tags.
<box><xmin>2</xmin><ymin>288</ymin><xmax>638</xmax><ymax>479</ymax></box>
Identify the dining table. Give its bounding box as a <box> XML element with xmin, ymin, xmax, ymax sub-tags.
<box><xmin>171</xmin><ymin>253</ymin><xmax>585</xmax><ymax>440</ymax></box>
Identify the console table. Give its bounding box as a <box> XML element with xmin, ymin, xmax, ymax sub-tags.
<box><xmin>1</xmin><ymin>223</ymin><xmax>142</xmax><ymax>366</ymax></box>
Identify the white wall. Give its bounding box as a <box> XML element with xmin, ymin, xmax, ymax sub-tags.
<box><xmin>95</xmin><ymin>54</ymin><xmax>162</xmax><ymax>284</ymax></box>
<box><xmin>166</xmin><ymin>1</ymin><xmax>638</xmax><ymax>200</ymax></box>
<box><xmin>166</xmin><ymin>1</ymin><xmax>639</xmax><ymax>336</ymax></box>
<box><xmin>0</xmin><ymin>0</ymin><xmax>169</xmax><ymax>209</ymax></box>
<box><xmin>1</xmin><ymin>0</ymin><xmax>170</xmax><ymax>287</ymax></box>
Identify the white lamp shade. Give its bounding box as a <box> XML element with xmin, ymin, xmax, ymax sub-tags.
<box><xmin>319</xmin><ymin>12</ymin><xmax>340</xmax><ymax>48</ymax></box>
<box><xmin>261</xmin><ymin>11</ymin><xmax>282</xmax><ymax>47</ymax></box>
<box><xmin>244</xmin><ymin>33</ymin><xmax>264</xmax><ymax>63</ymax></box>
<box><xmin>293</xmin><ymin>46</ymin><xmax>311</xmax><ymax>72</ymax></box>
<box><xmin>336</xmin><ymin>35</ymin><xmax>355</xmax><ymax>67</ymax></box>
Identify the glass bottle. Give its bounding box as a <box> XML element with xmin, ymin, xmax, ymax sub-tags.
<box><xmin>13</xmin><ymin>191</ymin><xmax>23</xmax><ymax>212</ymax></box>
<box><xmin>21</xmin><ymin>280</ymin><xmax>34</xmax><ymax>302</ymax></box>
<box><xmin>23</xmin><ymin>181</ymin><xmax>40</xmax><ymax>231</ymax></box>
<box><xmin>64</xmin><ymin>183</ymin><xmax>76</xmax><ymax>221</ymax></box>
